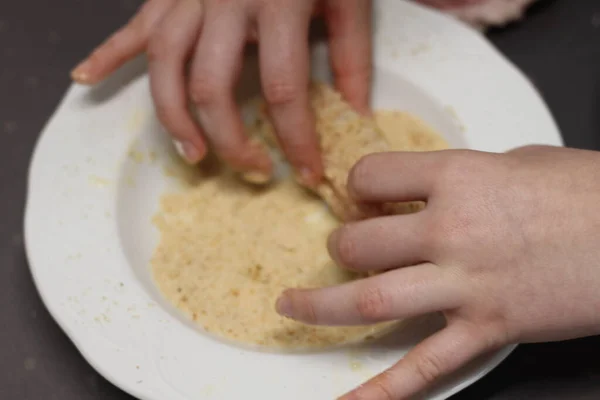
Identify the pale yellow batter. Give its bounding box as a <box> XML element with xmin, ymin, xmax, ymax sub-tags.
<box><xmin>151</xmin><ymin>92</ymin><xmax>449</xmax><ymax>351</ymax></box>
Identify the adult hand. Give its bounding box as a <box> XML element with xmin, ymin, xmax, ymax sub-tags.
<box><xmin>71</xmin><ymin>0</ymin><xmax>373</xmax><ymax>186</ymax></box>
<box><xmin>276</xmin><ymin>145</ymin><xmax>600</xmax><ymax>399</ymax></box>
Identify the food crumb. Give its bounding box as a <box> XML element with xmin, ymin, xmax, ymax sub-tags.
<box><xmin>445</xmin><ymin>105</ymin><xmax>466</xmax><ymax>132</ymax></box>
<box><xmin>89</xmin><ymin>175</ymin><xmax>110</xmax><ymax>188</ymax></box>
<box><xmin>126</xmin><ymin>109</ymin><xmax>145</xmax><ymax>133</ymax></box>
<box><xmin>349</xmin><ymin>360</ymin><xmax>363</xmax><ymax>371</ymax></box>
<box><xmin>128</xmin><ymin>149</ymin><xmax>145</xmax><ymax>164</ymax></box>
<box><xmin>125</xmin><ymin>176</ymin><xmax>136</xmax><ymax>187</ymax></box>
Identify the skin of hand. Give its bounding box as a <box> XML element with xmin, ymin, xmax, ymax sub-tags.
<box><xmin>70</xmin><ymin>0</ymin><xmax>373</xmax><ymax>187</ymax></box>
<box><xmin>276</xmin><ymin>145</ymin><xmax>600</xmax><ymax>399</ymax></box>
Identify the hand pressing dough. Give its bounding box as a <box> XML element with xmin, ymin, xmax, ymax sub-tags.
<box><xmin>151</xmin><ymin>84</ymin><xmax>448</xmax><ymax>350</ymax></box>
<box><xmin>250</xmin><ymin>83</ymin><xmax>449</xmax><ymax>221</ymax></box>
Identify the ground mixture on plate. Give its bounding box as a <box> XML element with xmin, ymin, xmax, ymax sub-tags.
<box><xmin>151</xmin><ymin>84</ymin><xmax>449</xmax><ymax>351</ymax></box>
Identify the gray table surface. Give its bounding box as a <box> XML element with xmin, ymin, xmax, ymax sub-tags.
<box><xmin>1</xmin><ymin>0</ymin><xmax>600</xmax><ymax>399</ymax></box>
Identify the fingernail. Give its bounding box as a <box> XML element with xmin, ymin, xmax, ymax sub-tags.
<box><xmin>173</xmin><ymin>140</ymin><xmax>202</xmax><ymax>164</ymax></box>
<box><xmin>174</xmin><ymin>140</ymin><xmax>186</xmax><ymax>157</ymax></box>
<box><xmin>71</xmin><ymin>61</ymin><xmax>91</xmax><ymax>83</ymax></box>
<box><xmin>241</xmin><ymin>170</ymin><xmax>272</xmax><ymax>185</ymax></box>
<box><xmin>241</xmin><ymin>142</ymin><xmax>273</xmax><ymax>184</ymax></box>
<box><xmin>275</xmin><ymin>294</ymin><xmax>293</xmax><ymax>318</ymax></box>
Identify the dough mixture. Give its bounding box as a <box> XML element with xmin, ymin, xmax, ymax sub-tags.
<box><xmin>152</xmin><ymin>85</ymin><xmax>449</xmax><ymax>350</ymax></box>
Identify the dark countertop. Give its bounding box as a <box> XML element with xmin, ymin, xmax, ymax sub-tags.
<box><xmin>1</xmin><ymin>0</ymin><xmax>599</xmax><ymax>399</ymax></box>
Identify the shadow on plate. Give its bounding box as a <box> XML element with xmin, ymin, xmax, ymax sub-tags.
<box><xmin>78</xmin><ymin>18</ymin><xmax>329</xmax><ymax>106</ymax></box>
<box><xmin>82</xmin><ymin>55</ymin><xmax>148</xmax><ymax>105</ymax></box>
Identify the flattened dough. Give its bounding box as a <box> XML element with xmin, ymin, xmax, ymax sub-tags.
<box><xmin>250</xmin><ymin>83</ymin><xmax>449</xmax><ymax>221</ymax></box>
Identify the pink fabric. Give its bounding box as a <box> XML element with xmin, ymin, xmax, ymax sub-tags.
<box><xmin>414</xmin><ymin>0</ymin><xmax>538</xmax><ymax>29</ymax></box>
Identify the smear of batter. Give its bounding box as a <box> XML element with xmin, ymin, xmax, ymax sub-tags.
<box><xmin>151</xmin><ymin>87</ymin><xmax>449</xmax><ymax>351</ymax></box>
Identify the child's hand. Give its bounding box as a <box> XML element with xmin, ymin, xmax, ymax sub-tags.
<box><xmin>277</xmin><ymin>145</ymin><xmax>600</xmax><ymax>399</ymax></box>
<box><xmin>71</xmin><ymin>0</ymin><xmax>372</xmax><ymax>186</ymax></box>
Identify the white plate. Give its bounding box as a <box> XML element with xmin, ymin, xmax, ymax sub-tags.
<box><xmin>25</xmin><ymin>1</ymin><xmax>562</xmax><ymax>399</ymax></box>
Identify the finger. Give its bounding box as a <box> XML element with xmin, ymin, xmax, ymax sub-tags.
<box><xmin>340</xmin><ymin>321</ymin><xmax>494</xmax><ymax>400</ymax></box>
<box><xmin>327</xmin><ymin>213</ymin><xmax>429</xmax><ymax>272</ymax></box>
<box><xmin>258</xmin><ymin>0</ymin><xmax>323</xmax><ymax>187</ymax></box>
<box><xmin>148</xmin><ymin>0</ymin><xmax>206</xmax><ymax>163</ymax></box>
<box><xmin>348</xmin><ymin>151</ymin><xmax>447</xmax><ymax>204</ymax></box>
<box><xmin>189</xmin><ymin>2</ymin><xmax>272</xmax><ymax>178</ymax></box>
<box><xmin>276</xmin><ymin>263</ymin><xmax>464</xmax><ymax>325</ymax></box>
<box><xmin>71</xmin><ymin>0</ymin><xmax>176</xmax><ymax>84</ymax></box>
<box><xmin>324</xmin><ymin>0</ymin><xmax>373</xmax><ymax>114</ymax></box>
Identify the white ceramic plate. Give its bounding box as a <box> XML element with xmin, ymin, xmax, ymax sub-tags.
<box><xmin>25</xmin><ymin>1</ymin><xmax>562</xmax><ymax>399</ymax></box>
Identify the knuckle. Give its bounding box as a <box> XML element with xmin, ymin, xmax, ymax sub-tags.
<box><xmin>369</xmin><ymin>373</ymin><xmax>396</xmax><ymax>400</ymax></box>
<box><xmin>414</xmin><ymin>351</ymin><xmax>445</xmax><ymax>385</ymax></box>
<box><xmin>436</xmin><ymin>150</ymin><xmax>484</xmax><ymax>190</ymax></box>
<box><xmin>428</xmin><ymin>158</ymin><xmax>480</xmax><ymax>250</ymax></box>
<box><xmin>356</xmin><ymin>286</ymin><xmax>391</xmax><ymax>322</ymax></box>
<box><xmin>188</xmin><ymin>73</ymin><xmax>225</xmax><ymax>106</ymax></box>
<box><xmin>147</xmin><ymin>31</ymin><xmax>172</xmax><ymax>61</ymax></box>
<box><xmin>430</xmin><ymin>207</ymin><xmax>473</xmax><ymax>253</ymax></box>
<box><xmin>295</xmin><ymin>291</ymin><xmax>318</xmax><ymax>324</ymax></box>
<box><xmin>262</xmin><ymin>79</ymin><xmax>302</xmax><ymax>106</ymax></box>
